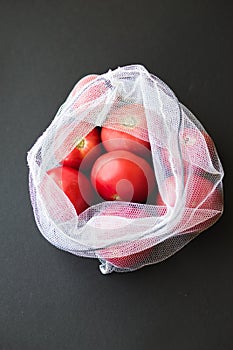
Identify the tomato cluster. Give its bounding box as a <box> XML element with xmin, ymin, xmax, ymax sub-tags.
<box><xmin>46</xmin><ymin>74</ymin><xmax>222</xmax><ymax>269</ymax></box>
<box><xmin>48</xmin><ymin>123</ymin><xmax>156</xmax><ymax>213</ymax></box>
<box><xmin>48</xmin><ymin>76</ymin><xmax>157</xmax><ymax>214</ymax></box>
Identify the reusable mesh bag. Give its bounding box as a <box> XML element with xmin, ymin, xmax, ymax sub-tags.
<box><xmin>27</xmin><ymin>64</ymin><xmax>224</xmax><ymax>274</ymax></box>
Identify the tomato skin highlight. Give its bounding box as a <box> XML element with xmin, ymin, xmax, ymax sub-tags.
<box><xmin>91</xmin><ymin>150</ymin><xmax>156</xmax><ymax>203</ymax></box>
<box><xmin>61</xmin><ymin>127</ymin><xmax>102</xmax><ymax>170</ymax></box>
<box><xmin>101</xmin><ymin>104</ymin><xmax>150</xmax><ymax>157</ymax></box>
<box><xmin>47</xmin><ymin>166</ymin><xmax>93</xmax><ymax>214</ymax></box>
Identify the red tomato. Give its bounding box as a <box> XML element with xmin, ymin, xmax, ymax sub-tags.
<box><xmin>61</xmin><ymin>127</ymin><xmax>102</xmax><ymax>170</ymax></box>
<box><xmin>180</xmin><ymin>127</ymin><xmax>214</xmax><ymax>160</ymax></box>
<box><xmin>157</xmin><ymin>174</ymin><xmax>221</xmax><ymax>209</ymax></box>
<box><xmin>91</xmin><ymin>150</ymin><xmax>156</xmax><ymax>203</ymax></box>
<box><xmin>159</xmin><ymin>127</ymin><xmax>216</xmax><ymax>176</ymax></box>
<box><xmin>73</xmin><ymin>76</ymin><xmax>107</xmax><ymax>109</ymax></box>
<box><xmin>103</xmin><ymin>246</ymin><xmax>153</xmax><ymax>269</ymax></box>
<box><xmin>156</xmin><ymin>174</ymin><xmax>223</xmax><ymax>233</ymax></box>
<box><xmin>47</xmin><ymin>166</ymin><xmax>93</xmax><ymax>214</ymax></box>
<box><xmin>97</xmin><ymin>205</ymin><xmax>154</xmax><ymax>269</ymax></box>
<box><xmin>101</xmin><ymin>104</ymin><xmax>150</xmax><ymax>157</ymax></box>
<box><xmin>71</xmin><ymin>74</ymin><xmax>98</xmax><ymax>98</ymax></box>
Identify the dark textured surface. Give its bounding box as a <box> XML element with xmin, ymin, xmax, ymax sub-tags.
<box><xmin>1</xmin><ymin>1</ymin><xmax>232</xmax><ymax>349</ymax></box>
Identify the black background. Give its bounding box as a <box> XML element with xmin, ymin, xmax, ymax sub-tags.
<box><xmin>1</xmin><ymin>1</ymin><xmax>233</xmax><ymax>349</ymax></box>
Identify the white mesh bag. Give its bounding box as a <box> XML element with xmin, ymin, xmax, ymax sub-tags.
<box><xmin>27</xmin><ymin>64</ymin><xmax>224</xmax><ymax>274</ymax></box>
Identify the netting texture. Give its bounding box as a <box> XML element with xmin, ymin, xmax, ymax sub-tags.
<box><xmin>27</xmin><ymin>65</ymin><xmax>224</xmax><ymax>274</ymax></box>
